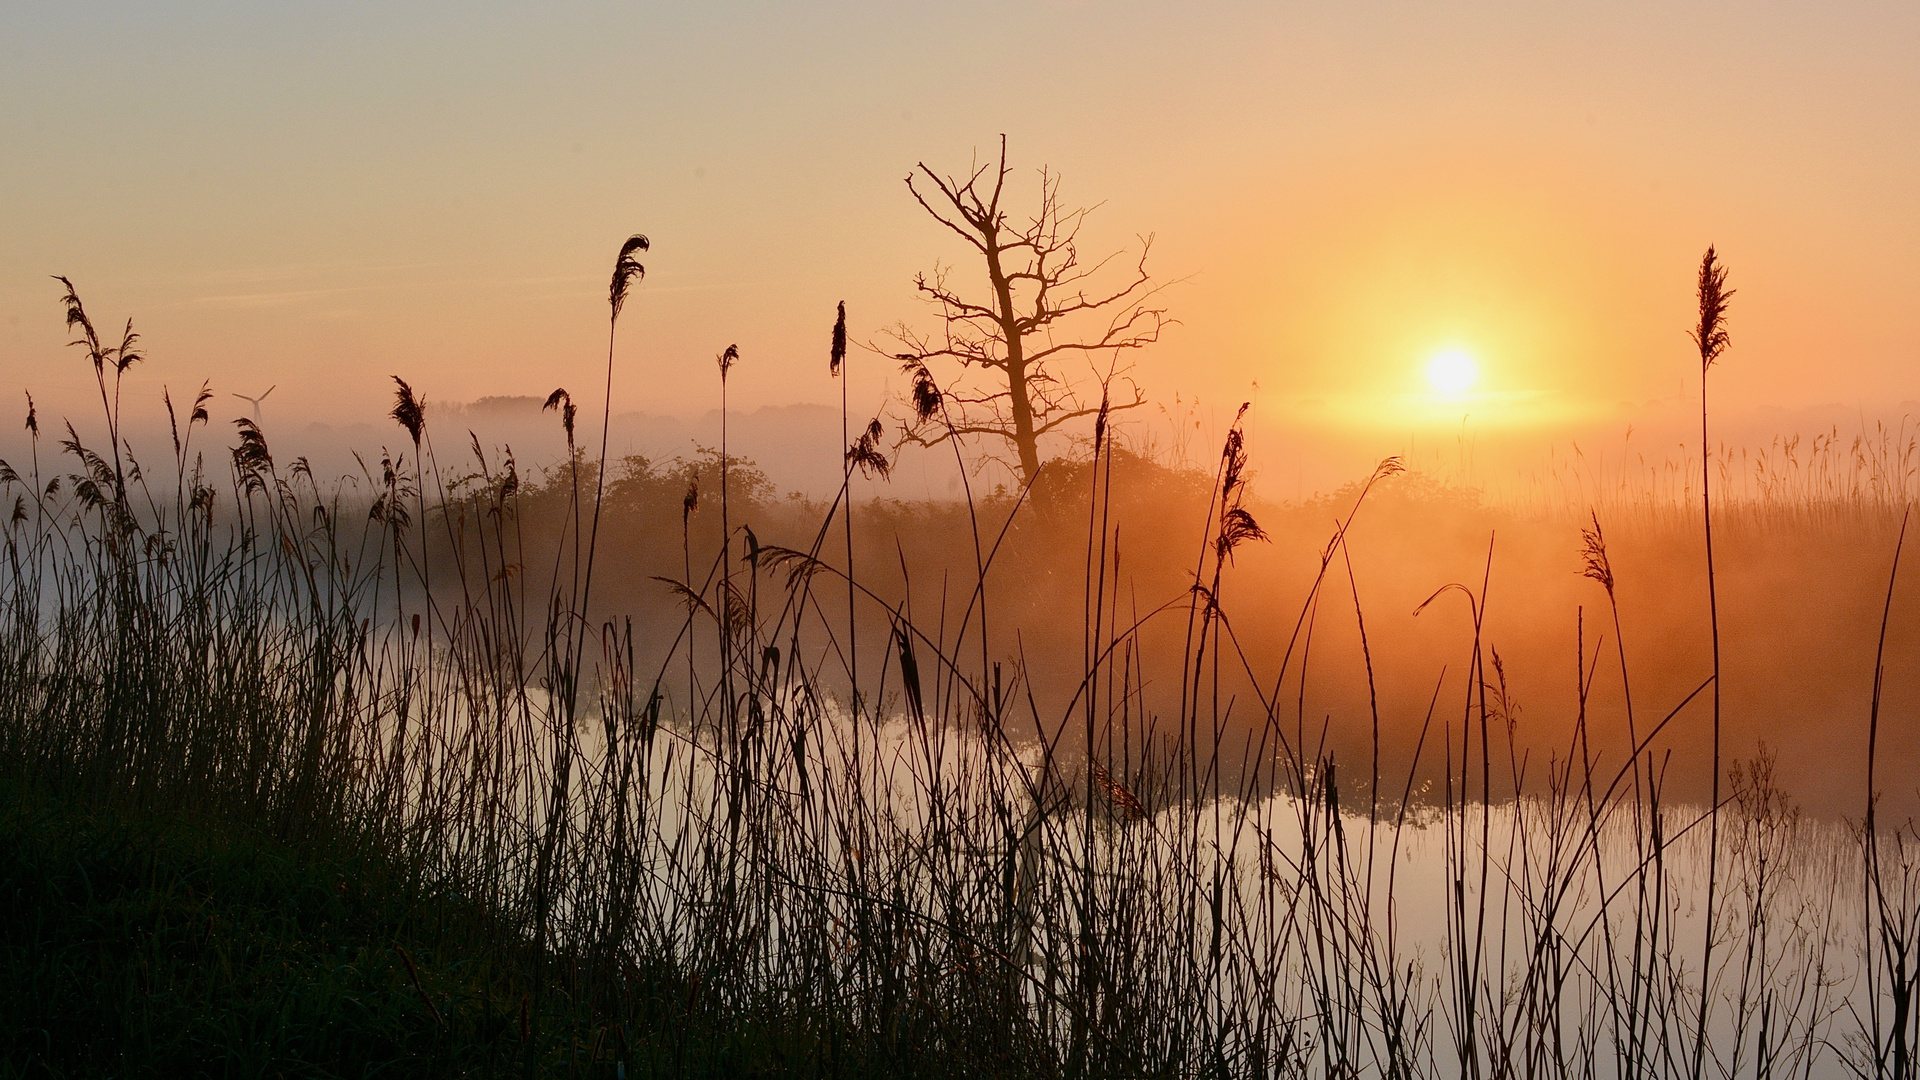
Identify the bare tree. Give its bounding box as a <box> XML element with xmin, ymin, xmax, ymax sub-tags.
<box><xmin>893</xmin><ymin>137</ymin><xmax>1169</xmax><ymax>485</ymax></box>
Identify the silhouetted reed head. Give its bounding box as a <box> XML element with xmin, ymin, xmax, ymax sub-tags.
<box><xmin>830</xmin><ymin>301</ymin><xmax>847</xmax><ymax>376</ymax></box>
<box><xmin>543</xmin><ymin>388</ymin><xmax>576</xmax><ymax>447</ymax></box>
<box><xmin>390</xmin><ymin>377</ymin><xmax>425</xmax><ymax>447</ymax></box>
<box><xmin>609</xmin><ymin>235</ymin><xmax>649</xmax><ymax>325</ymax></box>
<box><xmin>1693</xmin><ymin>245</ymin><xmax>1734</xmax><ymax>370</ymax></box>
<box><xmin>1580</xmin><ymin>511</ymin><xmax>1615</xmax><ymax>597</ymax></box>
<box><xmin>847</xmin><ymin>418</ymin><xmax>891</xmax><ymax>480</ymax></box>
<box><xmin>1220</xmin><ymin>402</ymin><xmax>1252</xmax><ymax>502</ymax></box>
<box><xmin>1213</xmin><ymin>406</ymin><xmax>1269</xmax><ymax>563</ymax></box>
<box><xmin>231</xmin><ymin>418</ymin><xmax>273</xmax><ymax>496</ymax></box>
<box><xmin>54</xmin><ymin>276</ymin><xmax>141</xmax><ymax>377</ymax></box>
<box><xmin>163</xmin><ymin>384</ymin><xmax>212</xmax><ymax>458</ymax></box>
<box><xmin>900</xmin><ymin>357</ymin><xmax>942</xmax><ymax>423</ymax></box>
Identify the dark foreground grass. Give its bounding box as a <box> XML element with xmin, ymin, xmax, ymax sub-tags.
<box><xmin>0</xmin><ymin>781</ymin><xmax>529</xmax><ymax>1077</ymax></box>
<box><xmin>0</xmin><ymin>780</ymin><xmax>1017</xmax><ymax>1079</ymax></box>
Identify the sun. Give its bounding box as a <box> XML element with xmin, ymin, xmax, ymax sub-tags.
<box><xmin>1425</xmin><ymin>347</ymin><xmax>1477</xmax><ymax>395</ymax></box>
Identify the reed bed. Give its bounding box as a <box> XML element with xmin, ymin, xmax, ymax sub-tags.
<box><xmin>2</xmin><ymin>258</ymin><xmax>1919</xmax><ymax>1079</ymax></box>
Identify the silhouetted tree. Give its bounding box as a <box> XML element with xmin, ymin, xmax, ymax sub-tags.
<box><xmin>893</xmin><ymin>137</ymin><xmax>1169</xmax><ymax>485</ymax></box>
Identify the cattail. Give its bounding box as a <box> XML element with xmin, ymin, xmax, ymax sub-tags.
<box><xmin>609</xmin><ymin>235</ymin><xmax>649</xmax><ymax>324</ymax></box>
<box><xmin>830</xmin><ymin>301</ymin><xmax>847</xmax><ymax>376</ymax></box>
<box><xmin>682</xmin><ymin>475</ymin><xmax>699</xmax><ymax>522</ymax></box>
<box><xmin>390</xmin><ymin>377</ymin><xmax>425</xmax><ymax>447</ymax></box>
<box><xmin>1692</xmin><ymin>246</ymin><xmax>1734</xmax><ymax>370</ymax></box>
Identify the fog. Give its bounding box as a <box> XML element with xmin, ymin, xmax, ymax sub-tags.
<box><xmin>267</xmin><ymin>394</ymin><xmax>1918</xmax><ymax>826</ymax></box>
<box><xmin>8</xmin><ymin>377</ymin><xmax>1916</xmax><ymax>826</ymax></box>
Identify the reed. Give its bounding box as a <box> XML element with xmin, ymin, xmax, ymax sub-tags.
<box><xmin>1692</xmin><ymin>244</ymin><xmax>1734</xmax><ymax>1080</ymax></box>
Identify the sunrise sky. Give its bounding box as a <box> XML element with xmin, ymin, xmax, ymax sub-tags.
<box><xmin>3</xmin><ymin>1</ymin><xmax>1916</xmax><ymax>484</ymax></box>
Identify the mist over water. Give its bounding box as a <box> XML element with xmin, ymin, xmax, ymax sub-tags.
<box><xmin>287</xmin><ymin>395</ymin><xmax>1916</xmax><ymax>826</ymax></box>
<box><xmin>12</xmin><ymin>368</ymin><xmax>1912</xmax><ymax>828</ymax></box>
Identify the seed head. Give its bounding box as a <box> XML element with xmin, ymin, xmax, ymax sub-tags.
<box><xmin>1580</xmin><ymin>512</ymin><xmax>1614</xmax><ymax>597</ymax></box>
<box><xmin>901</xmin><ymin>359</ymin><xmax>942</xmax><ymax>423</ymax></box>
<box><xmin>543</xmin><ymin>388</ymin><xmax>575</xmax><ymax>446</ymax></box>
<box><xmin>1691</xmin><ymin>246</ymin><xmax>1734</xmax><ymax>371</ymax></box>
<box><xmin>609</xmin><ymin>235</ymin><xmax>649</xmax><ymax>325</ymax></box>
<box><xmin>390</xmin><ymin>377</ymin><xmax>425</xmax><ymax>447</ymax></box>
<box><xmin>830</xmin><ymin>301</ymin><xmax>847</xmax><ymax>377</ymax></box>
<box><xmin>847</xmin><ymin>417</ymin><xmax>892</xmax><ymax>480</ymax></box>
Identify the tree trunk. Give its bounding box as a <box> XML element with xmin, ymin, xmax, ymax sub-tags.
<box><xmin>984</xmin><ymin>237</ymin><xmax>1041</xmax><ymax>484</ymax></box>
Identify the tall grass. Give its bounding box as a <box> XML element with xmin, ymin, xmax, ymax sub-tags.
<box><xmin>2</xmin><ymin>251</ymin><xmax>1917</xmax><ymax>1079</ymax></box>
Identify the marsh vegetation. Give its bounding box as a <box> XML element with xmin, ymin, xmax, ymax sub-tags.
<box><xmin>3</xmin><ymin>247</ymin><xmax>1919</xmax><ymax>1080</ymax></box>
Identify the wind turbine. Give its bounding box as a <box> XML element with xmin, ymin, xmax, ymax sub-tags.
<box><xmin>232</xmin><ymin>385</ymin><xmax>276</xmax><ymax>425</ymax></box>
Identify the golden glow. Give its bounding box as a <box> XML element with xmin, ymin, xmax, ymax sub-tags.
<box><xmin>1426</xmin><ymin>348</ymin><xmax>1477</xmax><ymax>396</ymax></box>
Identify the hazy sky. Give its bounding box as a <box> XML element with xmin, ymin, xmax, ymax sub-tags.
<box><xmin>3</xmin><ymin>1</ymin><xmax>1916</xmax><ymax>467</ymax></box>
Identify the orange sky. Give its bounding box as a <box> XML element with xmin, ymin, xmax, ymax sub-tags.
<box><xmin>3</xmin><ymin>1</ymin><xmax>1916</xmax><ymax>487</ymax></box>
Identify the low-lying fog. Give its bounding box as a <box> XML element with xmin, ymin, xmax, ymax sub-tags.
<box><xmin>13</xmin><ymin>390</ymin><xmax>1920</xmax><ymax>823</ymax></box>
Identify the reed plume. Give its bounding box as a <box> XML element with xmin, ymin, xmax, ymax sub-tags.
<box><xmin>609</xmin><ymin>235</ymin><xmax>649</xmax><ymax>325</ymax></box>
<box><xmin>53</xmin><ymin>278</ymin><xmax>141</xmax><ymax>501</ymax></box>
<box><xmin>543</xmin><ymin>387</ymin><xmax>576</xmax><ymax>448</ymax></box>
<box><xmin>1579</xmin><ymin>511</ymin><xmax>1614</xmax><ymax>596</ymax></box>
<box><xmin>1692</xmin><ymin>246</ymin><xmax>1734</xmax><ymax>371</ymax></box>
<box><xmin>903</xmin><ymin>358</ymin><xmax>943</xmax><ymax>423</ymax></box>
<box><xmin>831</xmin><ymin>301</ymin><xmax>847</xmax><ymax>377</ymax></box>
<box><xmin>390</xmin><ymin>377</ymin><xmax>425</xmax><ymax>447</ymax></box>
<box><xmin>847</xmin><ymin>418</ymin><xmax>892</xmax><ymax>480</ymax></box>
<box><xmin>230</xmin><ymin>417</ymin><xmax>273</xmax><ymax>497</ymax></box>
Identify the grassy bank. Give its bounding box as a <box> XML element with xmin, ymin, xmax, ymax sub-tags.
<box><xmin>0</xmin><ymin>781</ymin><xmax>538</xmax><ymax>1076</ymax></box>
<box><xmin>1</xmin><ymin>781</ymin><xmax>942</xmax><ymax>1079</ymax></box>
